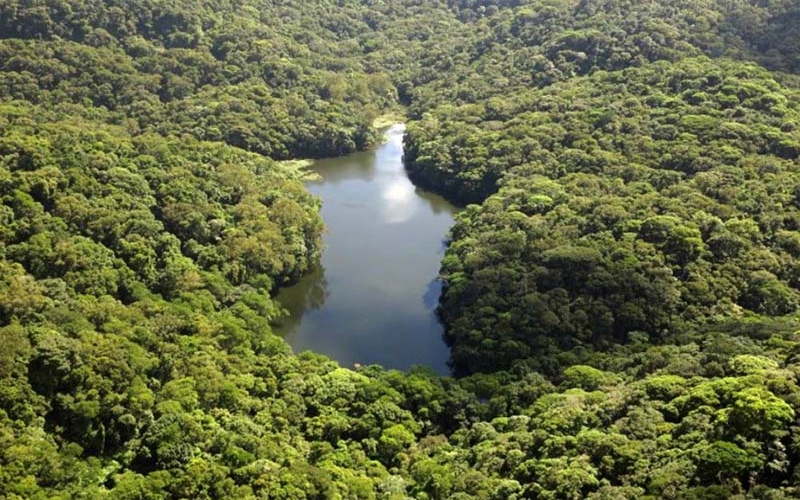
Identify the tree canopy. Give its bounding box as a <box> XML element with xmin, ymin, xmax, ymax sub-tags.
<box><xmin>2</xmin><ymin>0</ymin><xmax>800</xmax><ymax>498</ymax></box>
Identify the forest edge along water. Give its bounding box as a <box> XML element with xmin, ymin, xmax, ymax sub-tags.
<box><xmin>273</xmin><ymin>124</ymin><xmax>457</xmax><ymax>375</ymax></box>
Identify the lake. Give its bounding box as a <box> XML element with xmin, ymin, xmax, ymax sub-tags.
<box><xmin>273</xmin><ymin>124</ymin><xmax>457</xmax><ymax>374</ymax></box>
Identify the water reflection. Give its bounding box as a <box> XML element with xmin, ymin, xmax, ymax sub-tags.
<box><xmin>423</xmin><ymin>278</ymin><xmax>442</xmax><ymax>311</ymax></box>
<box><xmin>415</xmin><ymin>187</ymin><xmax>457</xmax><ymax>215</ymax></box>
<box><xmin>273</xmin><ymin>265</ymin><xmax>328</xmax><ymax>333</ymax></box>
<box><xmin>309</xmin><ymin>147</ymin><xmax>377</xmax><ymax>184</ymax></box>
<box><xmin>381</xmin><ymin>177</ymin><xmax>417</xmax><ymax>224</ymax></box>
<box><xmin>273</xmin><ymin>124</ymin><xmax>458</xmax><ymax>374</ymax></box>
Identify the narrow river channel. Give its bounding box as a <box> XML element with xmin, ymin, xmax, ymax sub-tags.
<box><xmin>274</xmin><ymin>124</ymin><xmax>456</xmax><ymax>374</ymax></box>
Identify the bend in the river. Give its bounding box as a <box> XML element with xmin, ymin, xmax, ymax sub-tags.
<box><xmin>274</xmin><ymin>124</ymin><xmax>457</xmax><ymax>374</ymax></box>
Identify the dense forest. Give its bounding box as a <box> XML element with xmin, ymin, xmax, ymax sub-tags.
<box><xmin>2</xmin><ymin>0</ymin><xmax>800</xmax><ymax>499</ymax></box>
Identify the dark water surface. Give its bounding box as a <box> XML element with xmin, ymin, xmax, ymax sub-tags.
<box><xmin>274</xmin><ymin>124</ymin><xmax>457</xmax><ymax>374</ymax></box>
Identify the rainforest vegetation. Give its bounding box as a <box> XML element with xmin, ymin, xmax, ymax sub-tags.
<box><xmin>2</xmin><ymin>0</ymin><xmax>800</xmax><ymax>498</ymax></box>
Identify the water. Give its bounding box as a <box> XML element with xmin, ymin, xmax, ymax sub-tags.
<box><xmin>273</xmin><ymin>124</ymin><xmax>457</xmax><ymax>374</ymax></box>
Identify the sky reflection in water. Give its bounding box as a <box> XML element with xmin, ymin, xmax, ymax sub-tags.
<box><xmin>273</xmin><ymin>125</ymin><xmax>457</xmax><ymax>374</ymax></box>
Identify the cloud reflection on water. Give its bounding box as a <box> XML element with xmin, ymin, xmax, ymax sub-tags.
<box><xmin>381</xmin><ymin>176</ymin><xmax>417</xmax><ymax>223</ymax></box>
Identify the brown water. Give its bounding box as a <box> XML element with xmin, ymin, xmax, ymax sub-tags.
<box><xmin>273</xmin><ymin>124</ymin><xmax>457</xmax><ymax>374</ymax></box>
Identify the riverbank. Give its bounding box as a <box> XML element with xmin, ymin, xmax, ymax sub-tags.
<box><xmin>372</xmin><ymin>110</ymin><xmax>407</xmax><ymax>130</ymax></box>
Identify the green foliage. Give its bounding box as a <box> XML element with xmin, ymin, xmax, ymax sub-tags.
<box><xmin>2</xmin><ymin>0</ymin><xmax>800</xmax><ymax>499</ymax></box>
<box><xmin>561</xmin><ymin>365</ymin><xmax>618</xmax><ymax>391</ymax></box>
<box><xmin>696</xmin><ymin>441</ymin><xmax>763</xmax><ymax>483</ymax></box>
<box><xmin>429</xmin><ymin>58</ymin><xmax>800</xmax><ymax>376</ymax></box>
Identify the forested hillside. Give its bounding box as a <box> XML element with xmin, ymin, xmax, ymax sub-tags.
<box><xmin>2</xmin><ymin>0</ymin><xmax>800</xmax><ymax>499</ymax></box>
<box><xmin>423</xmin><ymin>58</ymin><xmax>800</xmax><ymax>375</ymax></box>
